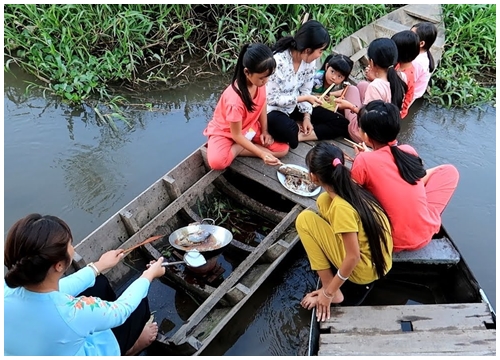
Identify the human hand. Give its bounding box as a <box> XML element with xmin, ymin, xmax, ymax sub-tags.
<box><xmin>95</xmin><ymin>249</ymin><xmax>125</xmax><ymax>273</ymax></box>
<box><xmin>260</xmin><ymin>131</ymin><xmax>274</xmax><ymax>147</ymax></box>
<box><xmin>308</xmin><ymin>95</ymin><xmax>323</xmax><ymax>107</ymax></box>
<box><xmin>316</xmin><ymin>288</ymin><xmax>333</xmax><ymax>322</ymax></box>
<box><xmin>262</xmin><ymin>153</ymin><xmax>282</xmax><ymax>166</ymax></box>
<box><xmin>142</xmin><ymin>257</ymin><xmax>166</xmax><ymax>281</ymax></box>
<box><xmin>334</xmin><ymin>98</ymin><xmax>352</xmax><ymax>110</ymax></box>
<box><xmin>365</xmin><ymin>65</ymin><xmax>375</xmax><ymax>81</ymax></box>
<box><xmin>302</xmin><ymin>117</ymin><xmax>313</xmax><ymax>136</ymax></box>
<box><xmin>353</xmin><ymin>141</ymin><xmax>371</xmax><ymax>155</ymax></box>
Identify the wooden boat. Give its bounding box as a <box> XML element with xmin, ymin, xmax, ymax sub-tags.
<box><xmin>307</xmin><ymin>224</ymin><xmax>496</xmax><ymax>356</ymax></box>
<box><xmin>327</xmin><ymin>4</ymin><xmax>446</xmax><ymax>85</ymax></box>
<box><xmin>305</xmin><ymin>6</ymin><xmax>495</xmax><ymax>355</ymax></box>
<box><xmin>67</xmin><ymin>143</ymin><xmax>309</xmax><ymax>356</ymax></box>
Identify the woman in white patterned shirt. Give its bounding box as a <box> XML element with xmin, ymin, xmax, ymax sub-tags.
<box><xmin>266</xmin><ymin>20</ymin><xmax>330</xmax><ymax>149</ymax></box>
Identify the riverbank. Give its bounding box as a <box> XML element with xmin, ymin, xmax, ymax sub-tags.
<box><xmin>4</xmin><ymin>4</ymin><xmax>495</xmax><ymax>111</ymax></box>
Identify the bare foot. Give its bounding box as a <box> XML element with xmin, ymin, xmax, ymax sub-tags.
<box><xmin>125</xmin><ymin>322</ymin><xmax>158</xmax><ymax>356</ymax></box>
<box><xmin>301</xmin><ymin>289</ymin><xmax>344</xmax><ymax>310</ymax></box>
<box><xmin>300</xmin><ymin>292</ymin><xmax>318</xmax><ymax>310</ymax></box>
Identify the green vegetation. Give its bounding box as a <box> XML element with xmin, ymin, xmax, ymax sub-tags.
<box><xmin>4</xmin><ymin>4</ymin><xmax>495</xmax><ymax>113</ymax></box>
<box><xmin>428</xmin><ymin>4</ymin><xmax>496</xmax><ymax>107</ymax></box>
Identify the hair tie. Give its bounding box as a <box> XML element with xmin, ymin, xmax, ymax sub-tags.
<box><xmin>388</xmin><ymin>140</ymin><xmax>398</xmax><ymax>147</ymax></box>
<box><xmin>332</xmin><ymin>158</ymin><xmax>342</xmax><ymax>167</ymax></box>
<box><xmin>388</xmin><ymin>65</ymin><xmax>394</xmax><ymax>69</ymax></box>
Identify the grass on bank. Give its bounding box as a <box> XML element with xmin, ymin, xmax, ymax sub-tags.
<box><xmin>4</xmin><ymin>4</ymin><xmax>496</xmax><ymax>117</ymax></box>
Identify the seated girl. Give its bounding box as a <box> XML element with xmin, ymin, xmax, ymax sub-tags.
<box><xmin>203</xmin><ymin>43</ymin><xmax>289</xmax><ymax>170</ymax></box>
<box><xmin>297</xmin><ymin>54</ymin><xmax>354</xmax><ymax>141</ymax></box>
<box><xmin>296</xmin><ymin>142</ymin><xmax>393</xmax><ymax>321</ymax></box>
<box><xmin>335</xmin><ymin>38</ymin><xmax>407</xmax><ymax>142</ymax></box>
<box><xmin>391</xmin><ymin>30</ymin><xmax>420</xmax><ymax>119</ymax></box>
<box><xmin>411</xmin><ymin>22</ymin><xmax>438</xmax><ymax>101</ymax></box>
<box><xmin>350</xmin><ymin>100</ymin><xmax>459</xmax><ymax>252</ymax></box>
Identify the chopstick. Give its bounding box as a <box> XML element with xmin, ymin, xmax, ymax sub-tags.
<box><xmin>122</xmin><ymin>235</ymin><xmax>163</xmax><ymax>256</ymax></box>
<box><xmin>265</xmin><ymin>155</ymin><xmax>284</xmax><ymax>166</ymax></box>
<box><xmin>343</xmin><ymin>138</ymin><xmax>365</xmax><ymax>150</ymax></box>
<box><xmin>342</xmin><ymin>151</ymin><xmax>355</xmax><ymax>162</ymax></box>
<box><xmin>333</xmin><ymin>83</ymin><xmax>349</xmax><ymax>112</ymax></box>
<box><xmin>312</xmin><ymin>82</ymin><xmax>337</xmax><ymax>108</ymax></box>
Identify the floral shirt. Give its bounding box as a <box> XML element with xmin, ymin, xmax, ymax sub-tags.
<box><xmin>4</xmin><ymin>267</ymin><xmax>150</xmax><ymax>356</ymax></box>
<box><xmin>266</xmin><ymin>49</ymin><xmax>316</xmax><ymax>115</ymax></box>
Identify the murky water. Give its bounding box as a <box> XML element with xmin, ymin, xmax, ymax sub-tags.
<box><xmin>4</xmin><ymin>66</ymin><xmax>495</xmax><ymax>355</ymax></box>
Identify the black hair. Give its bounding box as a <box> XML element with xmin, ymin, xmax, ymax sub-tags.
<box><xmin>367</xmin><ymin>38</ymin><xmax>408</xmax><ymax>110</ymax></box>
<box><xmin>358</xmin><ymin>100</ymin><xmax>426</xmax><ymax>185</ymax></box>
<box><xmin>411</xmin><ymin>22</ymin><xmax>437</xmax><ymax>72</ymax></box>
<box><xmin>391</xmin><ymin>30</ymin><xmax>420</xmax><ymax>64</ymax></box>
<box><xmin>272</xmin><ymin>20</ymin><xmax>330</xmax><ymax>55</ymax></box>
<box><xmin>5</xmin><ymin>214</ymin><xmax>73</xmax><ymax>288</ymax></box>
<box><xmin>321</xmin><ymin>53</ymin><xmax>354</xmax><ymax>83</ymax></box>
<box><xmin>305</xmin><ymin>142</ymin><xmax>391</xmax><ymax>279</ymax></box>
<box><xmin>232</xmin><ymin>43</ymin><xmax>276</xmax><ymax>112</ymax></box>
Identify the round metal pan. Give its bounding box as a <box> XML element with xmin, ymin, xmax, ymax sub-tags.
<box><xmin>168</xmin><ymin>218</ymin><xmax>233</xmax><ymax>253</ymax></box>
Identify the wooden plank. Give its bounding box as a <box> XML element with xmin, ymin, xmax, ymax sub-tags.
<box><xmin>374</xmin><ymin>17</ymin><xmax>410</xmax><ymax>38</ymax></box>
<box><xmin>167</xmin><ymin>204</ymin><xmax>303</xmax><ymax>345</ymax></box>
<box><xmin>404</xmin><ymin>4</ymin><xmax>442</xmax><ymax>24</ymax></box>
<box><xmin>230</xmin><ymin>157</ymin><xmax>317</xmax><ymax>210</ymax></box>
<box><xmin>193</xmin><ymin>230</ymin><xmax>302</xmax><ymax>355</ymax></box>
<box><xmin>393</xmin><ymin>238</ymin><xmax>460</xmax><ymax>264</ymax></box>
<box><xmin>318</xmin><ymin>330</ymin><xmax>496</xmax><ymax>356</ymax></box>
<box><xmin>114</xmin><ymin>169</ymin><xmax>223</xmax><ymax>253</ymax></box>
<box><xmin>320</xmin><ymin>303</ymin><xmax>492</xmax><ymax>333</ymax></box>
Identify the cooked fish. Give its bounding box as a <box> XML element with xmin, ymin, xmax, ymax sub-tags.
<box><xmin>284</xmin><ymin>174</ymin><xmax>319</xmax><ymax>193</ymax></box>
<box><xmin>278</xmin><ymin>165</ymin><xmax>309</xmax><ymax>180</ymax></box>
<box><xmin>176</xmin><ymin>229</ymin><xmax>211</xmax><ymax>247</ymax></box>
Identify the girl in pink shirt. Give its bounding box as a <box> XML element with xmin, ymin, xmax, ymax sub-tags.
<box><xmin>335</xmin><ymin>38</ymin><xmax>407</xmax><ymax>142</ymax></box>
<box><xmin>411</xmin><ymin>22</ymin><xmax>438</xmax><ymax>100</ymax></box>
<box><xmin>350</xmin><ymin>100</ymin><xmax>459</xmax><ymax>252</ymax></box>
<box><xmin>203</xmin><ymin>43</ymin><xmax>289</xmax><ymax>170</ymax></box>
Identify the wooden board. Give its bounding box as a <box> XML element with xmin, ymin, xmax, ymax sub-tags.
<box><xmin>318</xmin><ymin>330</ymin><xmax>496</xmax><ymax>356</ymax></box>
<box><xmin>320</xmin><ymin>303</ymin><xmax>492</xmax><ymax>332</ymax></box>
<box><xmin>318</xmin><ymin>303</ymin><xmax>495</xmax><ymax>356</ymax></box>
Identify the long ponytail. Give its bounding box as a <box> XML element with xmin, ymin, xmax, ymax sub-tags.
<box><xmin>359</xmin><ymin>100</ymin><xmax>426</xmax><ymax>184</ymax></box>
<box><xmin>232</xmin><ymin>43</ymin><xmax>276</xmax><ymax>112</ymax></box>
<box><xmin>306</xmin><ymin>142</ymin><xmax>391</xmax><ymax>278</ymax></box>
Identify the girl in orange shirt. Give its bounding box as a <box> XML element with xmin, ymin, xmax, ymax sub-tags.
<box><xmin>203</xmin><ymin>43</ymin><xmax>289</xmax><ymax>170</ymax></box>
<box><xmin>391</xmin><ymin>30</ymin><xmax>420</xmax><ymax>119</ymax></box>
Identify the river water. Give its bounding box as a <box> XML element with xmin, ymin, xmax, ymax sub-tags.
<box><xmin>3</xmin><ymin>66</ymin><xmax>496</xmax><ymax>355</ymax></box>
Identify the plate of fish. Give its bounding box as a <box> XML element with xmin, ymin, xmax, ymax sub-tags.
<box><xmin>276</xmin><ymin>164</ymin><xmax>321</xmax><ymax>197</ymax></box>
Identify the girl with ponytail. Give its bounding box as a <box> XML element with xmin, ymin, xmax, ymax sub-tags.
<box><xmin>335</xmin><ymin>37</ymin><xmax>407</xmax><ymax>143</ymax></box>
<box><xmin>204</xmin><ymin>43</ymin><xmax>289</xmax><ymax>170</ymax></box>
<box><xmin>296</xmin><ymin>142</ymin><xmax>393</xmax><ymax>322</ymax></box>
<box><xmin>351</xmin><ymin>100</ymin><xmax>459</xmax><ymax>252</ymax></box>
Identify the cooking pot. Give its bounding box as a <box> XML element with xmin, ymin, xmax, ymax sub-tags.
<box><xmin>168</xmin><ymin>218</ymin><xmax>233</xmax><ymax>254</ymax></box>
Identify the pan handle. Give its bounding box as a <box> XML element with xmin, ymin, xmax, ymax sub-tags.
<box><xmin>200</xmin><ymin>218</ymin><xmax>216</xmax><ymax>225</ymax></box>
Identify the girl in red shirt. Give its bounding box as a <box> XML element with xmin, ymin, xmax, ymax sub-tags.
<box><xmin>203</xmin><ymin>43</ymin><xmax>289</xmax><ymax>170</ymax></box>
<box><xmin>350</xmin><ymin>100</ymin><xmax>459</xmax><ymax>251</ymax></box>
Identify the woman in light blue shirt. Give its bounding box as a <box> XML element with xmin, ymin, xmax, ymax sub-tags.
<box><xmin>4</xmin><ymin>213</ymin><xmax>166</xmax><ymax>356</ymax></box>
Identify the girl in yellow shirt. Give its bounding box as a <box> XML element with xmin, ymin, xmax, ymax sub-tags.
<box><xmin>296</xmin><ymin>142</ymin><xmax>393</xmax><ymax>321</ymax></box>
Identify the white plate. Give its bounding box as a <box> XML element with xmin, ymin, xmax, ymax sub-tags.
<box><xmin>276</xmin><ymin>164</ymin><xmax>321</xmax><ymax>197</ymax></box>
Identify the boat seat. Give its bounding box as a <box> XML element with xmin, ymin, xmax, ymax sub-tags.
<box><xmin>373</xmin><ymin>18</ymin><xmax>409</xmax><ymax>38</ymax></box>
<box><xmin>392</xmin><ymin>238</ymin><xmax>460</xmax><ymax>265</ymax></box>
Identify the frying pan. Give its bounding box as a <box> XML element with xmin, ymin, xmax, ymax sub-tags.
<box><xmin>168</xmin><ymin>218</ymin><xmax>233</xmax><ymax>253</ymax></box>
